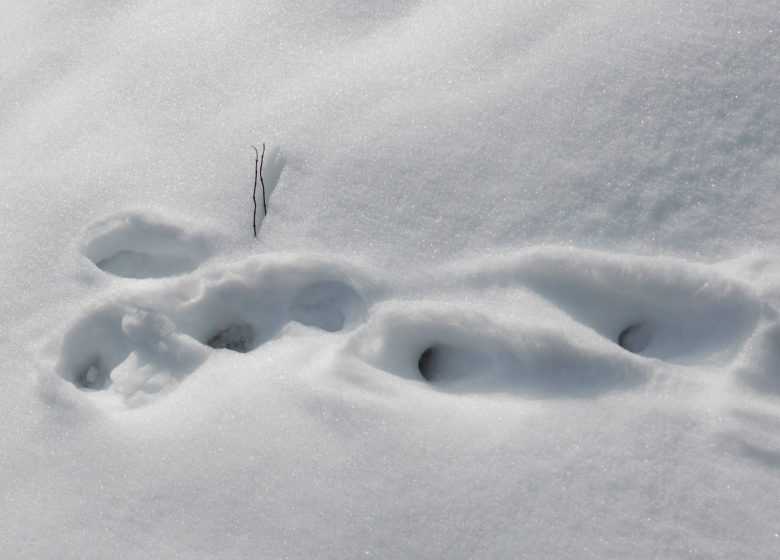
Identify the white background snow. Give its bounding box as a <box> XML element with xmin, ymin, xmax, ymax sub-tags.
<box><xmin>1</xmin><ymin>0</ymin><xmax>779</xmax><ymax>558</ymax></box>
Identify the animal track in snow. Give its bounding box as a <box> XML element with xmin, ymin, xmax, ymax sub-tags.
<box><xmin>55</xmin><ymin>304</ymin><xmax>209</xmax><ymax>403</ymax></box>
<box><xmin>81</xmin><ymin>212</ymin><xmax>212</xmax><ymax>279</ymax></box>
<box><xmin>345</xmin><ymin>302</ymin><xmax>650</xmax><ymax>398</ymax></box>
<box><xmin>56</xmin><ymin>306</ymin><xmax>131</xmax><ymax>391</ymax></box>
<box><xmin>52</xmin><ymin>252</ymin><xmax>371</xmax><ymax>405</ymax></box>
<box><xmin>290</xmin><ymin>281</ymin><xmax>364</xmax><ymax>332</ymax></box>
<box><xmin>450</xmin><ymin>248</ymin><xmax>763</xmax><ymax>364</ymax></box>
<box><xmin>617</xmin><ymin>322</ymin><xmax>654</xmax><ymax>354</ymax></box>
<box><xmin>418</xmin><ymin>344</ymin><xmax>463</xmax><ymax>382</ymax></box>
<box><xmin>206</xmin><ymin>323</ymin><xmax>255</xmax><ymax>353</ymax></box>
<box><xmin>172</xmin><ymin>269</ymin><xmax>368</xmax><ymax>355</ymax></box>
<box><xmin>52</xmin><ymin>235</ymin><xmax>774</xmax><ymax>408</ymax></box>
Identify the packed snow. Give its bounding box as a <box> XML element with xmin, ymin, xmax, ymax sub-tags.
<box><xmin>1</xmin><ymin>1</ymin><xmax>779</xmax><ymax>558</ymax></box>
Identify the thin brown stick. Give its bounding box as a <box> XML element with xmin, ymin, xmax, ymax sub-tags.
<box><xmin>251</xmin><ymin>145</ymin><xmax>259</xmax><ymax>238</ymax></box>
<box><xmin>260</xmin><ymin>142</ymin><xmax>267</xmax><ymax>216</ymax></box>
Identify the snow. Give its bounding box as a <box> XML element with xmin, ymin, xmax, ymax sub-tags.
<box><xmin>81</xmin><ymin>212</ymin><xmax>214</xmax><ymax>279</ymax></box>
<box><xmin>2</xmin><ymin>0</ymin><xmax>780</xmax><ymax>558</ymax></box>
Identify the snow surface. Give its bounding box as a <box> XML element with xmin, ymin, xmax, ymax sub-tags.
<box><xmin>1</xmin><ymin>1</ymin><xmax>780</xmax><ymax>558</ymax></box>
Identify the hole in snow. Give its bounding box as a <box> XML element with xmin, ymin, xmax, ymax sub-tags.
<box><xmin>417</xmin><ymin>343</ymin><xmax>485</xmax><ymax>383</ymax></box>
<box><xmin>94</xmin><ymin>250</ymin><xmax>199</xmax><ymax>279</ymax></box>
<box><xmin>290</xmin><ymin>280</ymin><xmax>364</xmax><ymax>332</ymax></box>
<box><xmin>73</xmin><ymin>361</ymin><xmax>110</xmax><ymax>390</ymax></box>
<box><xmin>55</xmin><ymin>310</ymin><xmax>130</xmax><ymax>392</ymax></box>
<box><xmin>352</xmin><ymin>310</ymin><xmax>651</xmax><ymax>397</ymax></box>
<box><xmin>418</xmin><ymin>346</ymin><xmax>438</xmax><ymax>381</ymax></box>
<box><xmin>206</xmin><ymin>323</ymin><xmax>255</xmax><ymax>353</ymax></box>
<box><xmin>617</xmin><ymin>323</ymin><xmax>653</xmax><ymax>354</ymax></box>
<box><xmin>82</xmin><ymin>212</ymin><xmax>211</xmax><ymax>279</ymax></box>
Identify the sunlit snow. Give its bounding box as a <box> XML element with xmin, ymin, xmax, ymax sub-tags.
<box><xmin>1</xmin><ymin>1</ymin><xmax>779</xmax><ymax>558</ymax></box>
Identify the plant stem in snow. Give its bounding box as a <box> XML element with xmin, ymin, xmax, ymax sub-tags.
<box><xmin>260</xmin><ymin>142</ymin><xmax>267</xmax><ymax>217</ymax></box>
<box><xmin>251</xmin><ymin>145</ymin><xmax>259</xmax><ymax>238</ymax></box>
<box><xmin>250</xmin><ymin>143</ymin><xmax>268</xmax><ymax>239</ymax></box>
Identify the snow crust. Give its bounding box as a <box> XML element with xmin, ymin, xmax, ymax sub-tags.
<box><xmin>1</xmin><ymin>1</ymin><xmax>779</xmax><ymax>558</ymax></box>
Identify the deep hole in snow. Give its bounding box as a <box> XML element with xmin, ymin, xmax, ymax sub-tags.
<box><xmin>73</xmin><ymin>362</ymin><xmax>109</xmax><ymax>390</ymax></box>
<box><xmin>617</xmin><ymin>323</ymin><xmax>653</xmax><ymax>354</ymax></box>
<box><xmin>206</xmin><ymin>324</ymin><xmax>255</xmax><ymax>353</ymax></box>
<box><xmin>417</xmin><ymin>343</ymin><xmax>485</xmax><ymax>382</ymax></box>
<box><xmin>418</xmin><ymin>346</ymin><xmax>438</xmax><ymax>381</ymax></box>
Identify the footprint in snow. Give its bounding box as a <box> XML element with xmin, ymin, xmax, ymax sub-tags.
<box><xmin>56</xmin><ymin>235</ymin><xmax>768</xmax><ymax>407</ymax></box>
<box><xmin>81</xmin><ymin>212</ymin><xmax>212</xmax><ymax>279</ymax></box>
<box><xmin>173</xmin><ymin>272</ymin><xmax>367</xmax><ymax>354</ymax></box>
<box><xmin>53</xmin><ymin>253</ymin><xmax>370</xmax><ymax>405</ymax></box>
<box><xmin>345</xmin><ymin>303</ymin><xmax>651</xmax><ymax>398</ymax></box>
<box><xmin>455</xmin><ymin>249</ymin><xmax>762</xmax><ymax>364</ymax></box>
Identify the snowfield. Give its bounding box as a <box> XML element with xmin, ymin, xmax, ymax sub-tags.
<box><xmin>1</xmin><ymin>1</ymin><xmax>779</xmax><ymax>558</ymax></box>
